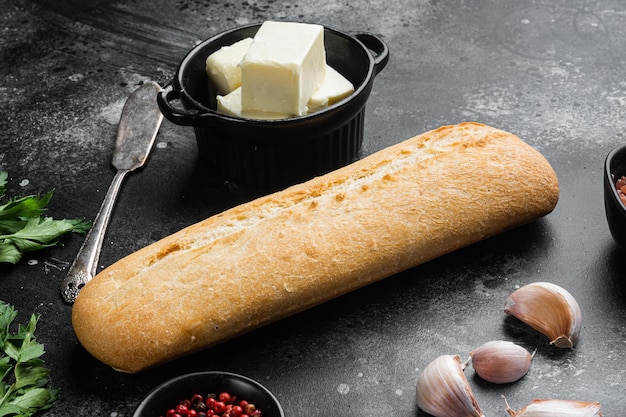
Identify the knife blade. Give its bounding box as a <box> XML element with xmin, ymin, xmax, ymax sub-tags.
<box><xmin>60</xmin><ymin>81</ymin><xmax>163</xmax><ymax>304</ymax></box>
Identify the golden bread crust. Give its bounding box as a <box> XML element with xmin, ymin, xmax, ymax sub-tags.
<box><xmin>72</xmin><ymin>122</ymin><xmax>559</xmax><ymax>372</ymax></box>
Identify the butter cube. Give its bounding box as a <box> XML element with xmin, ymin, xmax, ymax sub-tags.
<box><xmin>241</xmin><ymin>21</ymin><xmax>326</xmax><ymax>116</ymax></box>
<box><xmin>217</xmin><ymin>87</ymin><xmax>290</xmax><ymax>120</ymax></box>
<box><xmin>206</xmin><ymin>37</ymin><xmax>254</xmax><ymax>95</ymax></box>
<box><xmin>308</xmin><ymin>65</ymin><xmax>355</xmax><ymax>112</ymax></box>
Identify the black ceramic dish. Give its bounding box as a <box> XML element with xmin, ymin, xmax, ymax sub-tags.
<box><xmin>133</xmin><ymin>371</ymin><xmax>284</xmax><ymax>417</ymax></box>
<box><xmin>604</xmin><ymin>144</ymin><xmax>626</xmax><ymax>250</ymax></box>
<box><xmin>157</xmin><ymin>23</ymin><xmax>389</xmax><ymax>189</ymax></box>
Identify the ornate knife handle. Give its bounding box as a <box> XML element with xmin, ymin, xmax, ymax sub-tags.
<box><xmin>60</xmin><ymin>169</ymin><xmax>128</xmax><ymax>303</ymax></box>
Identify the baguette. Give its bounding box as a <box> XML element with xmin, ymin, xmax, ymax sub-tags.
<box><xmin>72</xmin><ymin>122</ymin><xmax>559</xmax><ymax>373</ymax></box>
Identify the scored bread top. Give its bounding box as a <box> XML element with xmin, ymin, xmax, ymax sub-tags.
<box><xmin>72</xmin><ymin>122</ymin><xmax>559</xmax><ymax>373</ymax></box>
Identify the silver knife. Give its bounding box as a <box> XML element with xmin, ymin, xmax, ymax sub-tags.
<box><xmin>61</xmin><ymin>81</ymin><xmax>163</xmax><ymax>304</ymax></box>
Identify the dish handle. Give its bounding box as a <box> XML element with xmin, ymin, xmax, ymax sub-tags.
<box><xmin>157</xmin><ymin>83</ymin><xmax>209</xmax><ymax>126</ymax></box>
<box><xmin>354</xmin><ymin>32</ymin><xmax>390</xmax><ymax>76</ymax></box>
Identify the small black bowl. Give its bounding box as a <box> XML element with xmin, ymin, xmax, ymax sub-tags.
<box><xmin>157</xmin><ymin>22</ymin><xmax>389</xmax><ymax>190</ymax></box>
<box><xmin>133</xmin><ymin>371</ymin><xmax>285</xmax><ymax>417</ymax></box>
<box><xmin>604</xmin><ymin>143</ymin><xmax>626</xmax><ymax>250</ymax></box>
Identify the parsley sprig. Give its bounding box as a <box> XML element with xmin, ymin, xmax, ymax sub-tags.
<box><xmin>0</xmin><ymin>301</ymin><xmax>58</xmax><ymax>416</ymax></box>
<box><xmin>0</xmin><ymin>171</ymin><xmax>91</xmax><ymax>264</ymax></box>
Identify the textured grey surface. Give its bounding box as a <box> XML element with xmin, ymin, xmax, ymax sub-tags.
<box><xmin>1</xmin><ymin>0</ymin><xmax>625</xmax><ymax>416</ymax></box>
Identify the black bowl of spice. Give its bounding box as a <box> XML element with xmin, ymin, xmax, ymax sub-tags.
<box><xmin>604</xmin><ymin>143</ymin><xmax>626</xmax><ymax>250</ymax></box>
<box><xmin>133</xmin><ymin>371</ymin><xmax>284</xmax><ymax>417</ymax></box>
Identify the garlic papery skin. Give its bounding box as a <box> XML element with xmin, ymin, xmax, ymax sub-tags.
<box><xmin>504</xmin><ymin>282</ymin><xmax>582</xmax><ymax>348</ymax></box>
<box><xmin>469</xmin><ymin>340</ymin><xmax>533</xmax><ymax>384</ymax></box>
<box><xmin>503</xmin><ymin>396</ymin><xmax>602</xmax><ymax>417</ymax></box>
<box><xmin>416</xmin><ymin>354</ymin><xmax>485</xmax><ymax>417</ymax></box>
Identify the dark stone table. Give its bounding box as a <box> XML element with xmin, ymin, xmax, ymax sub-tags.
<box><xmin>1</xmin><ymin>0</ymin><xmax>624</xmax><ymax>415</ymax></box>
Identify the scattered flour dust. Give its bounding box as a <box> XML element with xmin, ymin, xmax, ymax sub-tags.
<box><xmin>99</xmin><ymin>98</ymin><xmax>126</xmax><ymax>125</ymax></box>
<box><xmin>337</xmin><ymin>383</ymin><xmax>350</xmax><ymax>395</ymax></box>
<box><xmin>68</xmin><ymin>73</ymin><xmax>84</xmax><ymax>82</ymax></box>
<box><xmin>336</xmin><ymin>382</ymin><xmax>402</xmax><ymax>396</ymax></box>
<box><xmin>234</xmin><ymin>17</ymin><xmax>251</xmax><ymax>25</ymax></box>
<box><xmin>98</xmin><ymin>72</ymin><xmax>159</xmax><ymax>126</ymax></box>
<box><xmin>457</xmin><ymin>81</ymin><xmax>623</xmax><ymax>149</ymax></box>
<box><xmin>119</xmin><ymin>70</ymin><xmax>152</xmax><ymax>89</ymax></box>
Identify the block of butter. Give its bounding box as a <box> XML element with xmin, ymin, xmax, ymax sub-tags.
<box><xmin>240</xmin><ymin>21</ymin><xmax>326</xmax><ymax>116</ymax></box>
<box><xmin>206</xmin><ymin>37</ymin><xmax>254</xmax><ymax>95</ymax></box>
<box><xmin>218</xmin><ymin>64</ymin><xmax>354</xmax><ymax>119</ymax></box>
<box><xmin>217</xmin><ymin>87</ymin><xmax>290</xmax><ymax>120</ymax></box>
<box><xmin>308</xmin><ymin>66</ymin><xmax>355</xmax><ymax>112</ymax></box>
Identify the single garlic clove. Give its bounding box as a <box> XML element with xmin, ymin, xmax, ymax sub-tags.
<box><xmin>469</xmin><ymin>340</ymin><xmax>533</xmax><ymax>384</ymax></box>
<box><xmin>503</xmin><ymin>396</ymin><xmax>602</xmax><ymax>417</ymax></box>
<box><xmin>504</xmin><ymin>282</ymin><xmax>582</xmax><ymax>348</ymax></box>
<box><xmin>416</xmin><ymin>354</ymin><xmax>485</xmax><ymax>417</ymax></box>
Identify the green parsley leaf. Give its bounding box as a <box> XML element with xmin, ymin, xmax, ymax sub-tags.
<box><xmin>0</xmin><ymin>246</ymin><xmax>21</xmax><ymax>266</ymax></box>
<box><xmin>0</xmin><ymin>173</ymin><xmax>7</xmax><ymax>198</ymax></box>
<box><xmin>0</xmin><ymin>171</ymin><xmax>91</xmax><ymax>264</ymax></box>
<box><xmin>0</xmin><ymin>194</ymin><xmax>52</xmax><ymax>222</ymax></box>
<box><xmin>0</xmin><ymin>301</ymin><xmax>58</xmax><ymax>417</ymax></box>
<box><xmin>0</xmin><ymin>387</ymin><xmax>56</xmax><ymax>416</ymax></box>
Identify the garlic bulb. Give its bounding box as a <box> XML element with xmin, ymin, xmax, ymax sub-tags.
<box><xmin>469</xmin><ymin>340</ymin><xmax>533</xmax><ymax>384</ymax></box>
<box><xmin>504</xmin><ymin>282</ymin><xmax>582</xmax><ymax>348</ymax></box>
<box><xmin>503</xmin><ymin>396</ymin><xmax>602</xmax><ymax>416</ymax></box>
<box><xmin>416</xmin><ymin>354</ymin><xmax>485</xmax><ymax>417</ymax></box>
